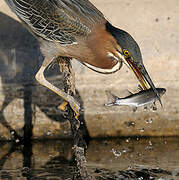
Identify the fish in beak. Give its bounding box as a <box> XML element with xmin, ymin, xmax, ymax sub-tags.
<box><xmin>122</xmin><ymin>49</ymin><xmax>163</xmax><ymax>107</ymax></box>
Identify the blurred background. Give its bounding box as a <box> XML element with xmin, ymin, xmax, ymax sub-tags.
<box><xmin>0</xmin><ymin>0</ymin><xmax>179</xmax><ymax>139</ymax></box>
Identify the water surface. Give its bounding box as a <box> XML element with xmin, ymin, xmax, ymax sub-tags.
<box><xmin>0</xmin><ymin>137</ymin><xmax>179</xmax><ymax>179</ymax></box>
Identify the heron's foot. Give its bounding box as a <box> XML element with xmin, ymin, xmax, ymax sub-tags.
<box><xmin>58</xmin><ymin>101</ymin><xmax>69</xmax><ymax>118</ymax></box>
<box><xmin>58</xmin><ymin>100</ymin><xmax>80</xmax><ymax>120</ymax></box>
<box><xmin>59</xmin><ymin>100</ymin><xmax>68</xmax><ymax>111</ymax></box>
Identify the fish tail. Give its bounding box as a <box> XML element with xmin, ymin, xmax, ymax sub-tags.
<box><xmin>104</xmin><ymin>90</ymin><xmax>120</xmax><ymax>106</ymax></box>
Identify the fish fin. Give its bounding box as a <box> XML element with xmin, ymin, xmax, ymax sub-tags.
<box><xmin>105</xmin><ymin>90</ymin><xmax>119</xmax><ymax>106</ymax></box>
<box><xmin>132</xmin><ymin>106</ymin><xmax>137</xmax><ymax>112</ymax></box>
<box><xmin>152</xmin><ymin>101</ymin><xmax>157</xmax><ymax>111</ymax></box>
<box><xmin>105</xmin><ymin>90</ymin><xmax>119</xmax><ymax>102</ymax></box>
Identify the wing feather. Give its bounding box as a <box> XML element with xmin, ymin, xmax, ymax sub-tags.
<box><xmin>5</xmin><ymin>0</ymin><xmax>104</xmax><ymax>45</ymax></box>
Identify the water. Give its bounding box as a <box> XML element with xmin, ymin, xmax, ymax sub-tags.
<box><xmin>0</xmin><ymin>137</ymin><xmax>179</xmax><ymax>180</ymax></box>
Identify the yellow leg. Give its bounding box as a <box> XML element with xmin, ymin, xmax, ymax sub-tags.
<box><xmin>59</xmin><ymin>101</ymin><xmax>69</xmax><ymax>111</ymax></box>
<box><xmin>35</xmin><ymin>58</ymin><xmax>80</xmax><ymax>118</ymax></box>
<box><xmin>58</xmin><ymin>57</ymin><xmax>80</xmax><ymax>120</ymax></box>
<box><xmin>59</xmin><ymin>101</ymin><xmax>80</xmax><ymax>120</ymax></box>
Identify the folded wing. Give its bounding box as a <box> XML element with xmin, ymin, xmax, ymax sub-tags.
<box><xmin>5</xmin><ymin>0</ymin><xmax>104</xmax><ymax>45</ymax></box>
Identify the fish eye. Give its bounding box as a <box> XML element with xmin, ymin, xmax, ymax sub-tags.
<box><xmin>123</xmin><ymin>49</ymin><xmax>136</xmax><ymax>63</ymax></box>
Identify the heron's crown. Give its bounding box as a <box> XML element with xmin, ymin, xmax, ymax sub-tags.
<box><xmin>105</xmin><ymin>21</ymin><xmax>142</xmax><ymax>63</ymax></box>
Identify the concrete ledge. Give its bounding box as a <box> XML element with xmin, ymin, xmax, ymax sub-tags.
<box><xmin>0</xmin><ymin>0</ymin><xmax>179</xmax><ymax>139</ymax></box>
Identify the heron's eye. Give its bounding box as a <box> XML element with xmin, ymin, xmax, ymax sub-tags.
<box><xmin>123</xmin><ymin>49</ymin><xmax>136</xmax><ymax>63</ymax></box>
<box><xmin>123</xmin><ymin>49</ymin><xmax>131</xmax><ymax>58</ymax></box>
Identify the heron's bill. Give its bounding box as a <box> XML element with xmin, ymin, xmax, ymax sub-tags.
<box><xmin>123</xmin><ymin>56</ymin><xmax>163</xmax><ymax>106</ymax></box>
<box><xmin>124</xmin><ymin>58</ymin><xmax>149</xmax><ymax>90</ymax></box>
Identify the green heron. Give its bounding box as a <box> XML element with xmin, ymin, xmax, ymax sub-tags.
<box><xmin>5</xmin><ymin>0</ymin><xmax>161</xmax><ymax>118</ymax></box>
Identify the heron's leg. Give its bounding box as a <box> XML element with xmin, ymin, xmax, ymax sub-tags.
<box><xmin>57</xmin><ymin>57</ymin><xmax>87</xmax><ymax>148</ymax></box>
<box><xmin>58</xmin><ymin>57</ymin><xmax>92</xmax><ymax>179</ymax></box>
<box><xmin>57</xmin><ymin>57</ymin><xmax>76</xmax><ymax>113</ymax></box>
<box><xmin>35</xmin><ymin>57</ymin><xmax>80</xmax><ymax>118</ymax></box>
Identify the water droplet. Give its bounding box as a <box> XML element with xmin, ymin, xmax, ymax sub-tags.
<box><xmin>125</xmin><ymin>121</ymin><xmax>135</xmax><ymax>127</ymax></box>
<box><xmin>138</xmin><ymin>177</ymin><xmax>143</xmax><ymax>180</ymax></box>
<box><xmin>140</xmin><ymin>128</ymin><xmax>145</xmax><ymax>132</ymax></box>
<box><xmin>146</xmin><ymin>118</ymin><xmax>153</xmax><ymax>124</ymax></box>
<box><xmin>15</xmin><ymin>139</ymin><xmax>20</xmax><ymax>143</ymax></box>
<box><xmin>149</xmin><ymin>141</ymin><xmax>152</xmax><ymax>146</ymax></box>
<box><xmin>46</xmin><ymin>131</ymin><xmax>52</xmax><ymax>136</ymax></box>
<box><xmin>64</xmin><ymin>130</ymin><xmax>68</xmax><ymax>134</ymax></box>
<box><xmin>145</xmin><ymin>145</ymin><xmax>153</xmax><ymax>150</ymax></box>
<box><xmin>11</xmin><ymin>131</ymin><xmax>15</xmax><ymax>135</ymax></box>
<box><xmin>130</xmin><ymin>154</ymin><xmax>134</xmax><ymax>158</ymax></box>
<box><xmin>122</xmin><ymin>149</ymin><xmax>128</xmax><ymax>153</ymax></box>
<box><xmin>149</xmin><ymin>176</ymin><xmax>155</xmax><ymax>180</ymax></box>
<box><xmin>111</xmin><ymin>148</ymin><xmax>121</xmax><ymax>157</ymax></box>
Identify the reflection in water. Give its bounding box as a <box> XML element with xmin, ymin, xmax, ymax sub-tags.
<box><xmin>0</xmin><ymin>140</ymin><xmax>75</xmax><ymax>179</ymax></box>
<box><xmin>0</xmin><ymin>137</ymin><xmax>179</xmax><ymax>179</ymax></box>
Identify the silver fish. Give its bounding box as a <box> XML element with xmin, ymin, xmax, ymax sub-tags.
<box><xmin>105</xmin><ymin>88</ymin><xmax>166</xmax><ymax>110</ymax></box>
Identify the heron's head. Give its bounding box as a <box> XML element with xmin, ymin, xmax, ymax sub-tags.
<box><xmin>106</xmin><ymin>22</ymin><xmax>162</xmax><ymax>105</ymax></box>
